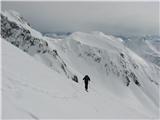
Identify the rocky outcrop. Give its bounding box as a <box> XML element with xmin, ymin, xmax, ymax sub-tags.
<box><xmin>1</xmin><ymin>11</ymin><xmax>78</xmax><ymax>83</ymax></box>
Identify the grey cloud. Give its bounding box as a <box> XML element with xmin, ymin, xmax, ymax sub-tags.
<box><xmin>1</xmin><ymin>1</ymin><xmax>159</xmax><ymax>36</ymax></box>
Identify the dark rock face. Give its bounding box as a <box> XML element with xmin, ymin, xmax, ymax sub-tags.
<box><xmin>120</xmin><ymin>53</ymin><xmax>125</xmax><ymax>58</ymax></box>
<box><xmin>72</xmin><ymin>75</ymin><xmax>78</xmax><ymax>83</ymax></box>
<box><xmin>1</xmin><ymin>14</ymin><xmax>48</xmax><ymax>55</ymax></box>
<box><xmin>125</xmin><ymin>76</ymin><xmax>130</xmax><ymax>86</ymax></box>
<box><xmin>129</xmin><ymin>72</ymin><xmax>140</xmax><ymax>86</ymax></box>
<box><xmin>73</xmin><ymin>40</ymin><xmax>143</xmax><ymax>87</ymax></box>
<box><xmin>83</xmin><ymin>48</ymin><xmax>102</xmax><ymax>63</ymax></box>
<box><xmin>1</xmin><ymin>12</ymin><xmax>78</xmax><ymax>83</ymax></box>
<box><xmin>123</xmin><ymin>70</ymin><xmax>140</xmax><ymax>87</ymax></box>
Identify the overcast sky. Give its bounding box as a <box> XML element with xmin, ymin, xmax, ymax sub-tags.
<box><xmin>2</xmin><ymin>1</ymin><xmax>159</xmax><ymax>36</ymax></box>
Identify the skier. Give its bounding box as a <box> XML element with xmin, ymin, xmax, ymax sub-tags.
<box><xmin>83</xmin><ymin>75</ymin><xmax>91</xmax><ymax>92</ymax></box>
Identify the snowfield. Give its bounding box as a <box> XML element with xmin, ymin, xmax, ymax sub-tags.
<box><xmin>2</xmin><ymin>39</ymin><xmax>158</xmax><ymax>119</ymax></box>
<box><xmin>1</xmin><ymin>10</ymin><xmax>160</xmax><ymax>119</ymax></box>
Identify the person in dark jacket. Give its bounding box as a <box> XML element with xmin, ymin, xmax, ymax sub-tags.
<box><xmin>83</xmin><ymin>75</ymin><xmax>91</xmax><ymax>92</ymax></box>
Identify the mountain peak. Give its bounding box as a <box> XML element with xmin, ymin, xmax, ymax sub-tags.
<box><xmin>2</xmin><ymin>10</ymin><xmax>29</xmax><ymax>26</ymax></box>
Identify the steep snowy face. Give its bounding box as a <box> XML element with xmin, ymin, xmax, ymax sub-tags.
<box><xmin>124</xmin><ymin>36</ymin><xmax>160</xmax><ymax>67</ymax></box>
<box><xmin>49</xmin><ymin>32</ymin><xmax>160</xmax><ymax>112</ymax></box>
<box><xmin>1</xmin><ymin>11</ymin><xmax>78</xmax><ymax>82</ymax></box>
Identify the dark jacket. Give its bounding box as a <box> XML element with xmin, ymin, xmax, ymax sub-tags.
<box><xmin>83</xmin><ymin>75</ymin><xmax>90</xmax><ymax>82</ymax></box>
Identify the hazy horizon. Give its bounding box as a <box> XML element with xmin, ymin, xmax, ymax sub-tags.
<box><xmin>2</xmin><ymin>1</ymin><xmax>159</xmax><ymax>36</ymax></box>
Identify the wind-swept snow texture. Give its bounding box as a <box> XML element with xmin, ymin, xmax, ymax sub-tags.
<box><xmin>1</xmin><ymin>10</ymin><xmax>160</xmax><ymax>119</ymax></box>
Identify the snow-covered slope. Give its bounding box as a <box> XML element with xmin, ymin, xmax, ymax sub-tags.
<box><xmin>124</xmin><ymin>36</ymin><xmax>160</xmax><ymax>67</ymax></box>
<box><xmin>1</xmin><ymin>10</ymin><xmax>160</xmax><ymax>119</ymax></box>
<box><xmin>47</xmin><ymin>32</ymin><xmax>160</xmax><ymax>114</ymax></box>
<box><xmin>1</xmin><ymin>38</ymin><xmax>158</xmax><ymax>119</ymax></box>
<box><xmin>1</xmin><ymin>10</ymin><xmax>78</xmax><ymax>82</ymax></box>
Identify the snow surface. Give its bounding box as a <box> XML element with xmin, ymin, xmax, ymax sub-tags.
<box><xmin>2</xmin><ymin>39</ymin><xmax>158</xmax><ymax>119</ymax></box>
<box><xmin>1</xmin><ymin>10</ymin><xmax>160</xmax><ymax>119</ymax></box>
